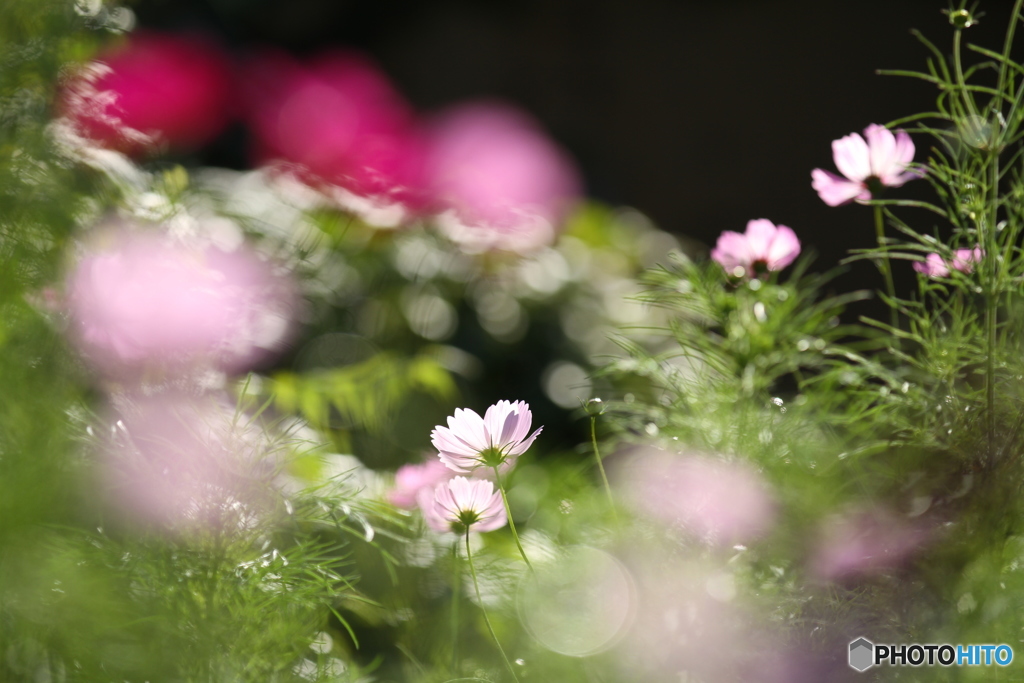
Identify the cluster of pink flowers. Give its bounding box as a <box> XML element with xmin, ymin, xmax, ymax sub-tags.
<box><xmin>63</xmin><ymin>32</ymin><xmax>581</xmax><ymax>253</ymax></box>
<box><xmin>913</xmin><ymin>247</ymin><xmax>983</xmax><ymax>278</ymax></box>
<box><xmin>710</xmin><ymin>123</ymin><xmax>938</xmax><ymax>281</ymax></box>
<box><xmin>709</xmin><ymin>124</ymin><xmax>925</xmax><ymax>278</ymax></box>
<box><xmin>389</xmin><ymin>400</ymin><xmax>542</xmax><ymax>534</ymax></box>
<box><xmin>62</xmin><ymin>221</ymin><xmax>298</xmax><ymax>532</ymax></box>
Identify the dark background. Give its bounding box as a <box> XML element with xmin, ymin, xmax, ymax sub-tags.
<box><xmin>138</xmin><ymin>0</ymin><xmax>1021</xmax><ymax>318</ymax></box>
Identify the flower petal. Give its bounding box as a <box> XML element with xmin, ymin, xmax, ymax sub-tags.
<box><xmin>893</xmin><ymin>129</ymin><xmax>915</xmax><ymax>167</ymax></box>
<box><xmin>506</xmin><ymin>401</ymin><xmax>532</xmax><ymax>446</ymax></box>
<box><xmin>711</xmin><ymin>230</ymin><xmax>753</xmax><ymax>270</ymax></box>
<box><xmin>483</xmin><ymin>400</ymin><xmax>515</xmax><ymax>447</ymax></box>
<box><xmin>887</xmin><ymin>169</ymin><xmax>924</xmax><ymax>188</ymax></box>
<box><xmin>913</xmin><ymin>253</ymin><xmax>949</xmax><ymax>277</ymax></box>
<box><xmin>744</xmin><ymin>219</ymin><xmax>777</xmax><ymax>262</ymax></box>
<box><xmin>507</xmin><ymin>426</ymin><xmax>543</xmax><ymax>456</ymax></box>
<box><xmin>448</xmin><ymin>407</ymin><xmax>488</xmax><ymax>451</ymax></box>
<box><xmin>812</xmin><ymin>169</ymin><xmax>867</xmax><ymax>206</ymax></box>
<box><xmin>765</xmin><ymin>225</ymin><xmax>801</xmax><ymax>270</ymax></box>
<box><xmin>832</xmin><ymin>132</ymin><xmax>871</xmax><ymax>182</ymax></box>
<box><xmin>865</xmin><ymin>124</ymin><xmax>898</xmax><ymax>180</ymax></box>
<box><xmin>473</xmin><ymin>491</ymin><xmax>508</xmax><ymax>531</ymax></box>
<box><xmin>431</xmin><ymin>426</ymin><xmax>475</xmax><ymax>455</ymax></box>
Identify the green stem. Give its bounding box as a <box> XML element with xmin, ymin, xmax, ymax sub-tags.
<box><xmin>492</xmin><ymin>466</ymin><xmax>532</xmax><ymax>570</ymax></box>
<box><xmin>986</xmin><ymin>296</ymin><xmax>997</xmax><ymax>463</ymax></box>
<box><xmin>590</xmin><ymin>415</ymin><xmax>617</xmax><ymax>518</ymax></box>
<box><xmin>873</xmin><ymin>205</ymin><xmax>900</xmax><ymax>341</ymax></box>
<box><xmin>953</xmin><ymin>28</ymin><xmax>978</xmax><ymax>117</ymax></box>
<box><xmin>863</xmin><ymin>198</ymin><xmax>947</xmax><ymax>218</ymax></box>
<box><xmin>466</xmin><ymin>532</ymin><xmax>520</xmax><ymax>683</ymax></box>
<box><xmin>986</xmin><ymin>153</ymin><xmax>1000</xmax><ymax>464</ymax></box>
<box><xmin>997</xmin><ymin>0</ymin><xmax>1024</xmax><ymax>97</ymax></box>
<box><xmin>451</xmin><ymin>541</ymin><xmax>460</xmax><ymax>677</ymax></box>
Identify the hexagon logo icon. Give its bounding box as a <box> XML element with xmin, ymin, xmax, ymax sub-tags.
<box><xmin>849</xmin><ymin>637</ymin><xmax>875</xmax><ymax>672</ymax></box>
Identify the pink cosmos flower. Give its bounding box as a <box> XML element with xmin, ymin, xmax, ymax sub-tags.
<box><xmin>66</xmin><ymin>227</ymin><xmax>297</xmax><ymax>378</ymax></box>
<box><xmin>913</xmin><ymin>247</ymin><xmax>983</xmax><ymax>277</ymax></box>
<box><xmin>388</xmin><ymin>458</ymin><xmax>454</xmax><ymax>509</ymax></box>
<box><xmin>430</xmin><ymin>400</ymin><xmax>543</xmax><ymax>473</ymax></box>
<box><xmin>425</xmin><ymin>102</ymin><xmax>581</xmax><ymax>254</ymax></box>
<box><xmin>710</xmin><ymin>219</ymin><xmax>801</xmax><ymax>275</ymax></box>
<box><xmin>812</xmin><ymin>124</ymin><xmax>920</xmax><ymax>206</ymax></box>
<box><xmin>243</xmin><ymin>50</ymin><xmax>427</xmax><ymax>214</ymax></box>
<box><xmin>614</xmin><ymin>448</ymin><xmax>776</xmax><ymax>546</ymax></box>
<box><xmin>98</xmin><ymin>391</ymin><xmax>274</xmax><ymax>533</ymax></box>
<box><xmin>615</xmin><ymin>548</ymin><xmax>819</xmax><ymax>683</ymax></box>
<box><xmin>62</xmin><ymin>31</ymin><xmax>233</xmax><ymax>155</ymax></box>
<box><xmin>422</xmin><ymin>476</ymin><xmax>508</xmax><ymax>533</ymax></box>
<box><xmin>809</xmin><ymin>508</ymin><xmax>930</xmax><ymax>581</ymax></box>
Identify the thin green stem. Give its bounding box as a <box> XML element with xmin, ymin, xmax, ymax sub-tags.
<box><xmin>866</xmin><ymin>198</ymin><xmax>948</xmax><ymax>217</ymax></box>
<box><xmin>492</xmin><ymin>466</ymin><xmax>532</xmax><ymax>570</ymax></box>
<box><xmin>985</xmin><ymin>153</ymin><xmax>1000</xmax><ymax>463</ymax></box>
<box><xmin>451</xmin><ymin>541</ymin><xmax>460</xmax><ymax>677</ymax></box>
<box><xmin>953</xmin><ymin>28</ymin><xmax>979</xmax><ymax>117</ymax></box>
<box><xmin>986</xmin><ymin>296</ymin><xmax>997</xmax><ymax>462</ymax></box>
<box><xmin>998</xmin><ymin>0</ymin><xmax>1024</xmax><ymax>97</ymax></box>
<box><xmin>465</xmin><ymin>532</ymin><xmax>520</xmax><ymax>683</ymax></box>
<box><xmin>873</xmin><ymin>205</ymin><xmax>900</xmax><ymax>343</ymax></box>
<box><xmin>590</xmin><ymin>415</ymin><xmax>617</xmax><ymax>519</ymax></box>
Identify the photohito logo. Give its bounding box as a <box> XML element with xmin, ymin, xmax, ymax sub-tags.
<box><xmin>848</xmin><ymin>637</ymin><xmax>1013</xmax><ymax>671</ymax></box>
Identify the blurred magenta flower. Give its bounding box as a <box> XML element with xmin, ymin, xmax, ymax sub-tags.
<box><xmin>812</xmin><ymin>124</ymin><xmax>920</xmax><ymax>206</ymax></box>
<box><xmin>244</xmin><ymin>50</ymin><xmax>427</xmax><ymax>216</ymax></box>
<box><xmin>66</xmin><ymin>227</ymin><xmax>297</xmax><ymax>379</ymax></box>
<box><xmin>810</xmin><ymin>508</ymin><xmax>929</xmax><ymax>581</ymax></box>
<box><xmin>615</xmin><ymin>448</ymin><xmax>776</xmax><ymax>546</ymax></box>
<box><xmin>388</xmin><ymin>458</ymin><xmax>454</xmax><ymax>509</ymax></box>
<box><xmin>63</xmin><ymin>31</ymin><xmax>233</xmax><ymax>154</ymax></box>
<box><xmin>98</xmin><ymin>391</ymin><xmax>274</xmax><ymax>533</ymax></box>
<box><xmin>422</xmin><ymin>476</ymin><xmax>507</xmax><ymax>533</ymax></box>
<box><xmin>913</xmin><ymin>247</ymin><xmax>983</xmax><ymax>277</ymax></box>
<box><xmin>913</xmin><ymin>253</ymin><xmax>950</xmax><ymax>278</ymax></box>
<box><xmin>711</xmin><ymin>219</ymin><xmax>800</xmax><ymax>275</ymax></box>
<box><xmin>431</xmin><ymin>400</ymin><xmax>542</xmax><ymax>473</ymax></box>
<box><xmin>425</xmin><ymin>102</ymin><xmax>581</xmax><ymax>253</ymax></box>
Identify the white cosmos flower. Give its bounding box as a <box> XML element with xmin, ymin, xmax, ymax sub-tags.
<box><xmin>422</xmin><ymin>476</ymin><xmax>507</xmax><ymax>534</ymax></box>
<box><xmin>430</xmin><ymin>400</ymin><xmax>543</xmax><ymax>473</ymax></box>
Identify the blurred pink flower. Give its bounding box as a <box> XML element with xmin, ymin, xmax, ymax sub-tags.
<box><xmin>616</xmin><ymin>551</ymin><xmax>816</xmax><ymax>683</ymax></box>
<box><xmin>812</xmin><ymin>124</ymin><xmax>920</xmax><ymax>206</ymax></box>
<box><xmin>913</xmin><ymin>253</ymin><xmax>950</xmax><ymax>278</ymax></box>
<box><xmin>244</xmin><ymin>50</ymin><xmax>427</xmax><ymax>214</ymax></box>
<box><xmin>388</xmin><ymin>458</ymin><xmax>454</xmax><ymax>509</ymax></box>
<box><xmin>98</xmin><ymin>392</ymin><xmax>274</xmax><ymax>532</ymax></box>
<box><xmin>422</xmin><ymin>476</ymin><xmax>507</xmax><ymax>534</ymax></box>
<box><xmin>67</xmin><ymin>227</ymin><xmax>297</xmax><ymax>378</ymax></box>
<box><xmin>711</xmin><ymin>219</ymin><xmax>801</xmax><ymax>275</ymax></box>
<box><xmin>615</xmin><ymin>448</ymin><xmax>776</xmax><ymax>546</ymax></box>
<box><xmin>431</xmin><ymin>400</ymin><xmax>542</xmax><ymax>473</ymax></box>
<box><xmin>425</xmin><ymin>102</ymin><xmax>581</xmax><ymax>253</ymax></box>
<box><xmin>913</xmin><ymin>247</ymin><xmax>983</xmax><ymax>277</ymax></box>
<box><xmin>810</xmin><ymin>507</ymin><xmax>929</xmax><ymax>581</ymax></box>
<box><xmin>63</xmin><ymin>31</ymin><xmax>233</xmax><ymax>154</ymax></box>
